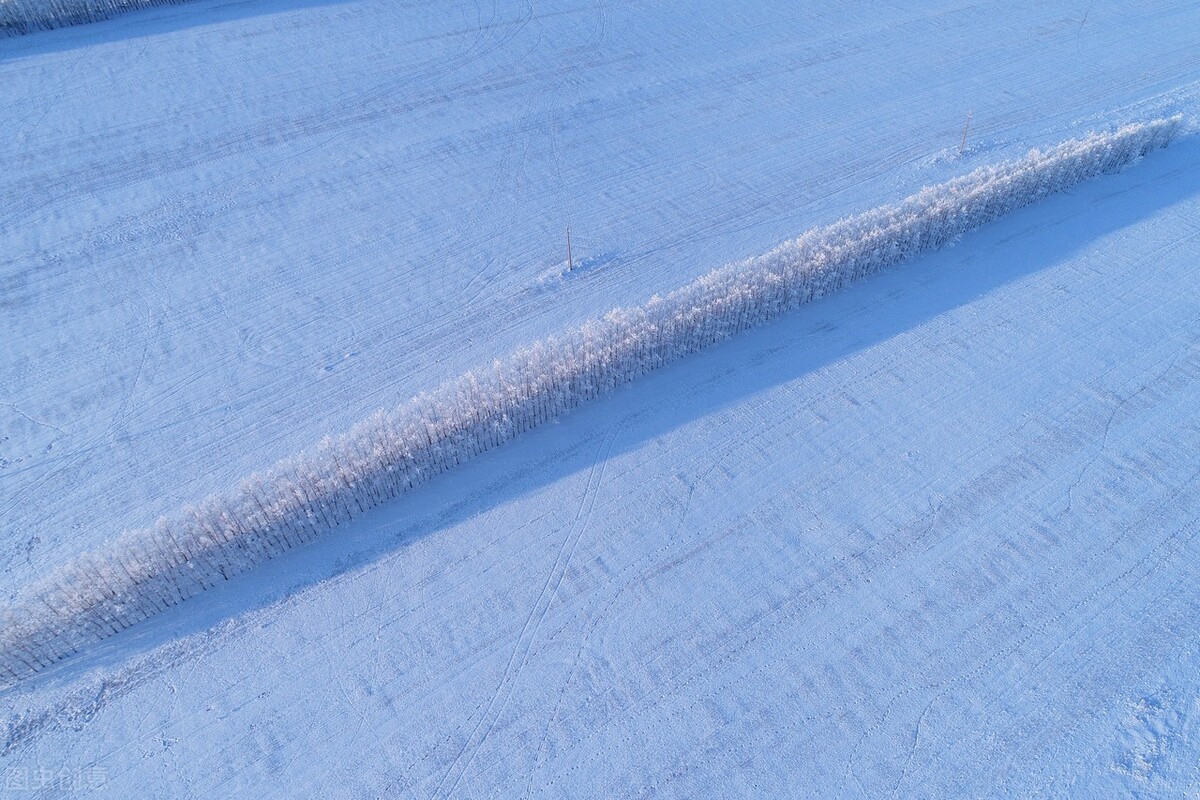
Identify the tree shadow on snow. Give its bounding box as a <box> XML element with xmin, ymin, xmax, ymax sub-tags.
<box><xmin>12</xmin><ymin>135</ymin><xmax>1200</xmax><ymax>700</ymax></box>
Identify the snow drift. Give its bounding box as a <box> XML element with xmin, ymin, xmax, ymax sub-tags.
<box><xmin>0</xmin><ymin>116</ymin><xmax>1182</xmax><ymax>684</ymax></box>
<box><xmin>0</xmin><ymin>0</ymin><xmax>186</xmax><ymax>36</ymax></box>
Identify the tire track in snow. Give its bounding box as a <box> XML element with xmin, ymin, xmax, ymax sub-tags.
<box><xmin>431</xmin><ymin>425</ymin><xmax>618</xmax><ymax>799</ymax></box>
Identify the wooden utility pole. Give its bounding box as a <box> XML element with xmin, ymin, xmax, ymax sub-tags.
<box><xmin>566</xmin><ymin>226</ymin><xmax>574</xmax><ymax>271</ymax></box>
<box><xmin>959</xmin><ymin>111</ymin><xmax>973</xmax><ymax>156</ymax></box>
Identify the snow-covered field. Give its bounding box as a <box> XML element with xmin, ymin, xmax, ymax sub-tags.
<box><xmin>3</xmin><ymin>1</ymin><xmax>1200</xmax><ymax>797</ymax></box>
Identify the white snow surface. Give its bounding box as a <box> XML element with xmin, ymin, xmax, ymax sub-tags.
<box><xmin>3</xmin><ymin>118</ymin><xmax>1181</xmax><ymax>685</ymax></box>
<box><xmin>4</xmin><ymin>1</ymin><xmax>1200</xmax><ymax>797</ymax></box>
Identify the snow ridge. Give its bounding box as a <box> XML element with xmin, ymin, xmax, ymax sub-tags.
<box><xmin>0</xmin><ymin>116</ymin><xmax>1182</xmax><ymax>685</ymax></box>
<box><xmin>0</xmin><ymin>0</ymin><xmax>187</xmax><ymax>37</ymax></box>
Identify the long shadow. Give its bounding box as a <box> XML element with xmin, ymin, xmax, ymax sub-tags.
<box><xmin>11</xmin><ymin>136</ymin><xmax>1200</xmax><ymax>699</ymax></box>
<box><xmin>0</xmin><ymin>0</ymin><xmax>360</xmax><ymax>62</ymax></box>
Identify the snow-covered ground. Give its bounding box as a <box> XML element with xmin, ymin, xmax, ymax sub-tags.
<box><xmin>3</xmin><ymin>1</ymin><xmax>1200</xmax><ymax>797</ymax></box>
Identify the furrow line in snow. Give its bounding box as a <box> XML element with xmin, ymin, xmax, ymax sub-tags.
<box><xmin>0</xmin><ymin>115</ymin><xmax>1183</xmax><ymax>685</ymax></box>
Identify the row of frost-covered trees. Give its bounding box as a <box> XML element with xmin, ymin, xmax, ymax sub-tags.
<box><xmin>0</xmin><ymin>116</ymin><xmax>1182</xmax><ymax>684</ymax></box>
<box><xmin>0</xmin><ymin>0</ymin><xmax>184</xmax><ymax>35</ymax></box>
